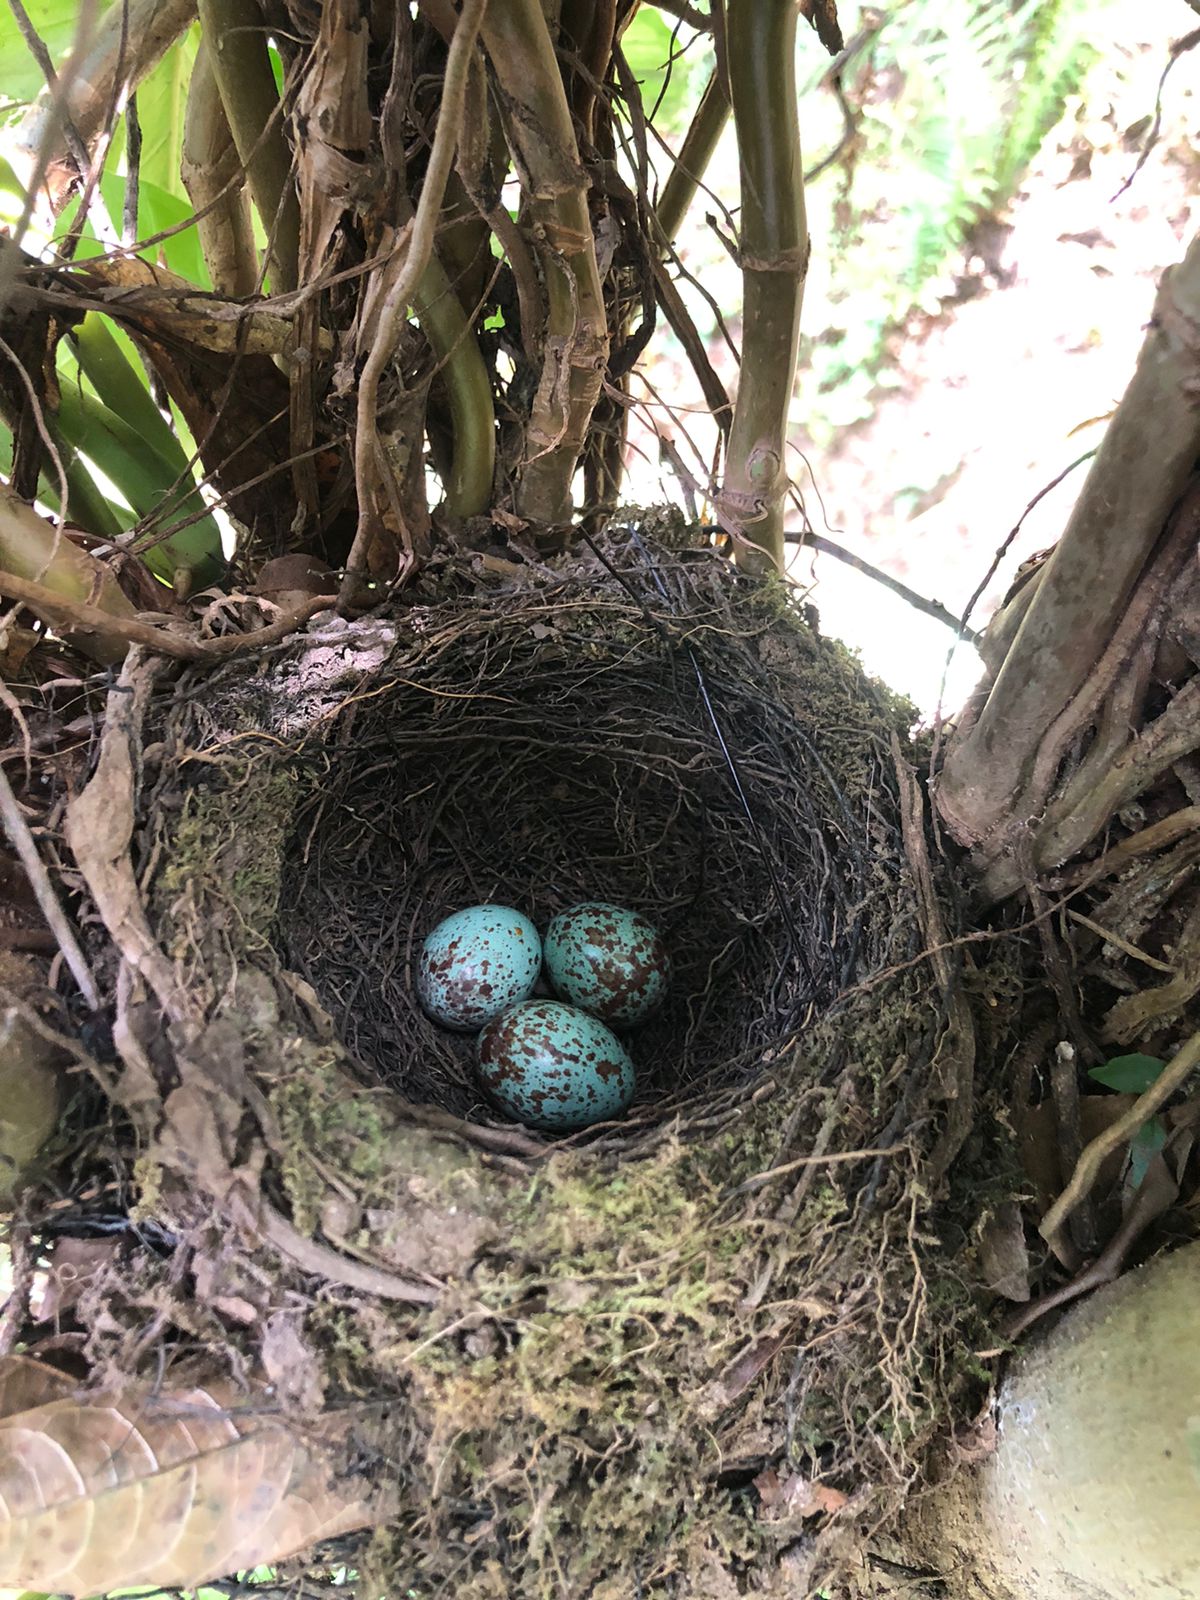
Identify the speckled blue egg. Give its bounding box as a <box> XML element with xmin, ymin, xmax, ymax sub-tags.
<box><xmin>543</xmin><ymin>902</ymin><xmax>670</xmax><ymax>1026</ymax></box>
<box><xmin>477</xmin><ymin>1000</ymin><xmax>635</xmax><ymax>1131</ymax></box>
<box><xmin>416</xmin><ymin>905</ymin><xmax>541</xmax><ymax>1030</ymax></box>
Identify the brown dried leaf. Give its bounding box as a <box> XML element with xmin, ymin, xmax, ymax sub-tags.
<box><xmin>977</xmin><ymin>1200</ymin><xmax>1031</xmax><ymax>1302</ymax></box>
<box><xmin>753</xmin><ymin>1466</ymin><xmax>848</xmax><ymax>1519</ymax></box>
<box><xmin>0</xmin><ymin>1357</ymin><xmax>388</xmax><ymax>1595</ymax></box>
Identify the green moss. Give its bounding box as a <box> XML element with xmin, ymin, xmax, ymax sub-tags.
<box><xmin>157</xmin><ymin>763</ymin><xmax>297</xmax><ymax>947</ymax></box>
<box><xmin>269</xmin><ymin>1047</ymin><xmax>393</xmax><ymax>1231</ymax></box>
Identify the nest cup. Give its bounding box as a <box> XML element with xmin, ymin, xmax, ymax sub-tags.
<box><xmin>273</xmin><ymin>539</ymin><xmax>909</xmax><ymax>1140</ymax></box>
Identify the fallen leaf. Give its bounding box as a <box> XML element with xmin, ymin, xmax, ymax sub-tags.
<box><xmin>0</xmin><ymin>1356</ymin><xmax>390</xmax><ymax>1595</ymax></box>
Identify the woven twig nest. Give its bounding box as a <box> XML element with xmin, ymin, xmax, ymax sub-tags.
<box><xmin>51</xmin><ymin>534</ymin><xmax>990</xmax><ymax>1595</ymax></box>
<box><xmin>272</xmin><ymin>541</ymin><xmax>904</xmax><ymax>1134</ymax></box>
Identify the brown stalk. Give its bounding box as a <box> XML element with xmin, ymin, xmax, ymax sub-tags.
<box><xmin>480</xmin><ymin>0</ymin><xmax>610</xmax><ymax>525</ymax></box>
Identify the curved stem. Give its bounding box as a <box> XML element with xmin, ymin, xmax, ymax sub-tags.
<box><xmin>720</xmin><ymin>0</ymin><xmax>808</xmax><ymax>573</ymax></box>
<box><xmin>195</xmin><ymin>0</ymin><xmax>299</xmax><ymax>293</ymax></box>
<box><xmin>413</xmin><ymin>255</ymin><xmax>496</xmax><ymax>519</ymax></box>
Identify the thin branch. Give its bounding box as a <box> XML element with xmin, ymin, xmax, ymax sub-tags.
<box><xmin>0</xmin><ymin>764</ymin><xmax>100</xmax><ymax>1009</ymax></box>
<box><xmin>793</xmin><ymin>532</ymin><xmax>980</xmax><ymax>644</ymax></box>
<box><xmin>0</xmin><ymin>569</ymin><xmax>336</xmax><ymax>662</ymax></box>
<box><xmin>654</xmin><ymin>0</ymin><xmax>713</xmax><ymax>29</ymax></box>
<box><xmin>341</xmin><ymin>0</ymin><xmax>489</xmax><ymax>604</ymax></box>
<box><xmin>1111</xmin><ymin>27</ymin><xmax>1200</xmax><ymax>203</ymax></box>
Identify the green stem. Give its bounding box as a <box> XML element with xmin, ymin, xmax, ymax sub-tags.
<box><xmin>195</xmin><ymin>0</ymin><xmax>299</xmax><ymax>293</ymax></box>
<box><xmin>413</xmin><ymin>256</ymin><xmax>496</xmax><ymax>519</ymax></box>
<box><xmin>721</xmin><ymin>0</ymin><xmax>808</xmax><ymax>573</ymax></box>
<box><xmin>481</xmin><ymin>0</ymin><xmax>609</xmax><ymax>526</ymax></box>
<box><xmin>655</xmin><ymin>69</ymin><xmax>731</xmax><ymax>248</ymax></box>
<box><xmin>181</xmin><ymin>37</ymin><xmax>259</xmax><ymax>296</ymax></box>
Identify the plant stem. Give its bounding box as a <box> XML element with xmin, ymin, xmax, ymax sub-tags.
<box><xmin>481</xmin><ymin>0</ymin><xmax>609</xmax><ymax>526</ymax></box>
<box><xmin>412</xmin><ymin>256</ymin><xmax>496</xmax><ymax>519</ymax></box>
<box><xmin>11</xmin><ymin>0</ymin><xmax>196</xmax><ymax>221</ymax></box>
<box><xmin>181</xmin><ymin>38</ymin><xmax>259</xmax><ymax>296</ymax></box>
<box><xmin>195</xmin><ymin>0</ymin><xmax>299</xmax><ymax>293</ymax></box>
<box><xmin>342</xmin><ymin>0</ymin><xmax>490</xmax><ymax>601</ymax></box>
<box><xmin>655</xmin><ymin>68</ymin><xmax>731</xmax><ymax>248</ymax></box>
<box><xmin>720</xmin><ymin>0</ymin><xmax>808</xmax><ymax>573</ymax></box>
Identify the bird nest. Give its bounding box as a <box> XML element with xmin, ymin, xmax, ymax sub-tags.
<box><xmin>41</xmin><ymin>531</ymin><xmax>998</xmax><ymax>1596</ymax></box>
<box><xmin>267</xmin><ymin>539</ymin><xmax>909</xmax><ymax>1138</ymax></box>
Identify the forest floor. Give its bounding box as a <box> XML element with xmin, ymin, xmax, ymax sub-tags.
<box><xmin>629</xmin><ymin>10</ymin><xmax>1200</xmax><ymax>715</ymax></box>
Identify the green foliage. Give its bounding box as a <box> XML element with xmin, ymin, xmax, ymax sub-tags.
<box><xmin>1128</xmin><ymin>1116</ymin><xmax>1167</xmax><ymax>1188</ymax></box>
<box><xmin>801</xmin><ymin>0</ymin><xmax>1115</xmax><ymax>434</ymax></box>
<box><xmin>622</xmin><ymin>5</ymin><xmax>704</xmax><ymax>134</ymax></box>
<box><xmin>0</xmin><ymin>0</ymin><xmax>114</xmax><ymax>110</ymax></box>
<box><xmin>129</xmin><ymin>23</ymin><xmax>199</xmax><ymax>202</ymax></box>
<box><xmin>1087</xmin><ymin>1054</ymin><xmax>1168</xmax><ymax>1190</ymax></box>
<box><xmin>1087</xmin><ymin>1053</ymin><xmax>1166</xmax><ymax>1094</ymax></box>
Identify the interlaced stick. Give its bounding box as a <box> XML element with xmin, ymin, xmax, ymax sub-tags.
<box><xmin>341</xmin><ymin>0</ymin><xmax>489</xmax><ymax>606</ymax></box>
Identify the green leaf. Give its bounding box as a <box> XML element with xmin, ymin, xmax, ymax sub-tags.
<box><xmin>1129</xmin><ymin>1117</ymin><xmax>1167</xmax><ymax>1190</ymax></box>
<box><xmin>622</xmin><ymin>7</ymin><xmax>701</xmax><ymax>133</ymax></box>
<box><xmin>98</xmin><ymin>171</ymin><xmax>208</xmax><ymax>286</ymax></box>
<box><xmin>128</xmin><ymin>25</ymin><xmax>199</xmax><ymax>203</ymax></box>
<box><xmin>0</xmin><ymin>0</ymin><xmax>114</xmax><ymax>108</ymax></box>
<box><xmin>1088</xmin><ymin>1054</ymin><xmax>1167</xmax><ymax>1095</ymax></box>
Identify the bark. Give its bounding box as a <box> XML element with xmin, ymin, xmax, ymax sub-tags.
<box><xmin>938</xmin><ymin>230</ymin><xmax>1200</xmax><ymax>851</ymax></box>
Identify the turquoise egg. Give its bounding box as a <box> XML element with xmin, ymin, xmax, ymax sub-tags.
<box><xmin>416</xmin><ymin>905</ymin><xmax>541</xmax><ymax>1030</ymax></box>
<box><xmin>543</xmin><ymin>902</ymin><xmax>670</xmax><ymax>1026</ymax></box>
<box><xmin>477</xmin><ymin>1001</ymin><xmax>635</xmax><ymax>1131</ymax></box>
